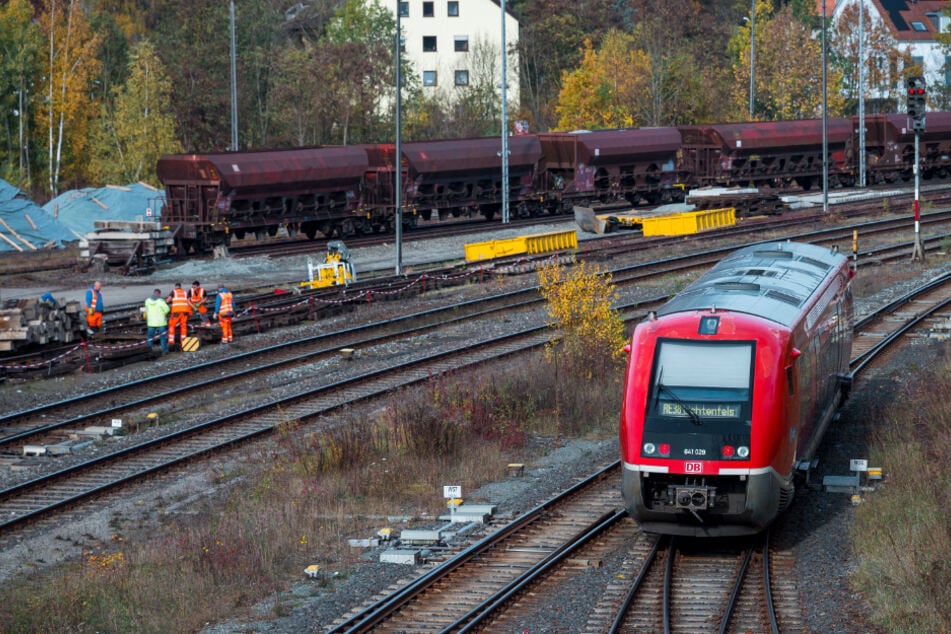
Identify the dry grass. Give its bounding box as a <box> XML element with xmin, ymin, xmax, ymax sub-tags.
<box><xmin>851</xmin><ymin>354</ymin><xmax>951</xmax><ymax>633</ymax></box>
<box><xmin>0</xmin><ymin>349</ymin><xmax>623</xmax><ymax>632</ymax></box>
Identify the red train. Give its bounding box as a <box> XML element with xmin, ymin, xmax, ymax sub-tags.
<box><xmin>156</xmin><ymin>112</ymin><xmax>951</xmax><ymax>254</ymax></box>
<box><xmin>619</xmin><ymin>241</ymin><xmax>854</xmax><ymax>537</ymax></box>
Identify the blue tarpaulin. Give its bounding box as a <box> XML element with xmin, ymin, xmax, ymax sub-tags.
<box><xmin>0</xmin><ymin>180</ymin><xmax>78</xmax><ymax>252</ymax></box>
<box><xmin>42</xmin><ymin>183</ymin><xmax>165</xmax><ymax>238</ymax></box>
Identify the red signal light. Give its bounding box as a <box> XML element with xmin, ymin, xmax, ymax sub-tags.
<box><xmin>722</xmin><ymin>445</ymin><xmax>735</xmax><ymax>458</ymax></box>
<box><xmin>659</xmin><ymin>443</ymin><xmax>670</xmax><ymax>456</ymax></box>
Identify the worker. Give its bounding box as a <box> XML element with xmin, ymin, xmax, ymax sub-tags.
<box><xmin>166</xmin><ymin>282</ymin><xmax>191</xmax><ymax>349</ymax></box>
<box><xmin>189</xmin><ymin>280</ymin><xmax>209</xmax><ymax>323</ymax></box>
<box><xmin>143</xmin><ymin>288</ymin><xmax>170</xmax><ymax>354</ymax></box>
<box><xmin>213</xmin><ymin>283</ymin><xmax>235</xmax><ymax>344</ymax></box>
<box><xmin>84</xmin><ymin>281</ymin><xmax>104</xmax><ymax>335</ymax></box>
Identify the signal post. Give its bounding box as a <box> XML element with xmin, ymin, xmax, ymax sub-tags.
<box><xmin>907</xmin><ymin>76</ymin><xmax>926</xmax><ymax>262</ymax></box>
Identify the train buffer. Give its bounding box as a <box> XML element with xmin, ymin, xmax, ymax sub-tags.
<box><xmin>464</xmin><ymin>229</ymin><xmax>577</xmax><ymax>262</ymax></box>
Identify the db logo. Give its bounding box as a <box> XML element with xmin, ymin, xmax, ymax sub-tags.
<box><xmin>684</xmin><ymin>462</ymin><xmax>703</xmax><ymax>473</ymax></box>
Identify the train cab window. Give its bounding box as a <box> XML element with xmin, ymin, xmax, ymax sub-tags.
<box><xmin>647</xmin><ymin>339</ymin><xmax>754</xmax><ymax>429</ymax></box>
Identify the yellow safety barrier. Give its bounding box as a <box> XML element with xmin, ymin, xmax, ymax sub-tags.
<box><xmin>464</xmin><ymin>229</ymin><xmax>578</xmax><ymax>262</ymax></box>
<box><xmin>641</xmin><ymin>207</ymin><xmax>736</xmax><ymax>237</ymax></box>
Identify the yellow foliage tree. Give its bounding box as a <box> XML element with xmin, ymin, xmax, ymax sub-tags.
<box><xmin>36</xmin><ymin>0</ymin><xmax>103</xmax><ymax>196</ymax></box>
<box><xmin>537</xmin><ymin>259</ymin><xmax>627</xmax><ymax>377</ymax></box>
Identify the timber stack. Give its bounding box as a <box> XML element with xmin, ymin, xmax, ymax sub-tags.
<box><xmin>0</xmin><ymin>295</ymin><xmax>84</xmax><ymax>352</ymax></box>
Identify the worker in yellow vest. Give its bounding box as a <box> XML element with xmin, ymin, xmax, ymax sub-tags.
<box><xmin>166</xmin><ymin>282</ymin><xmax>191</xmax><ymax>348</ymax></box>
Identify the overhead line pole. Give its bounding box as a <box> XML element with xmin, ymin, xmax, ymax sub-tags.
<box><xmin>229</xmin><ymin>0</ymin><xmax>238</xmax><ymax>151</ymax></box>
<box><xmin>821</xmin><ymin>0</ymin><xmax>828</xmax><ymax>212</ymax></box>
<box><xmin>500</xmin><ymin>0</ymin><xmax>509</xmax><ymax>224</ymax></box>
<box><xmin>395</xmin><ymin>1</ymin><xmax>403</xmax><ymax>275</ymax></box>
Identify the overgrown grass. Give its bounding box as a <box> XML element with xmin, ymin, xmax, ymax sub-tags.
<box><xmin>0</xmin><ymin>349</ymin><xmax>624</xmax><ymax>632</ymax></box>
<box><xmin>850</xmin><ymin>355</ymin><xmax>951</xmax><ymax>633</ymax></box>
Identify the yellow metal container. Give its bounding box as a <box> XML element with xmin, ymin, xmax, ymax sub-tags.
<box><xmin>464</xmin><ymin>229</ymin><xmax>578</xmax><ymax>262</ymax></box>
<box><xmin>641</xmin><ymin>207</ymin><xmax>736</xmax><ymax>237</ymax></box>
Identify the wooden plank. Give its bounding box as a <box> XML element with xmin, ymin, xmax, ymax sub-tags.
<box><xmin>23</xmin><ymin>213</ymin><xmax>38</xmax><ymax>230</ymax></box>
<box><xmin>0</xmin><ymin>218</ymin><xmax>36</xmax><ymax>250</ymax></box>
<box><xmin>0</xmin><ymin>230</ymin><xmax>24</xmax><ymax>252</ymax></box>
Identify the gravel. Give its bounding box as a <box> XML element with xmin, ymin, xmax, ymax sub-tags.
<box><xmin>1</xmin><ymin>227</ymin><xmax>949</xmax><ymax>633</ymax></box>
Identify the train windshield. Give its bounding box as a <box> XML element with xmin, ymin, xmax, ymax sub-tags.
<box><xmin>641</xmin><ymin>339</ymin><xmax>754</xmax><ymax>460</ymax></box>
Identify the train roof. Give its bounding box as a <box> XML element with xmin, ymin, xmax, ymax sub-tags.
<box><xmin>881</xmin><ymin>111</ymin><xmax>951</xmax><ymax>141</ymax></box>
<box><xmin>537</xmin><ymin>128</ymin><xmax>681</xmax><ymax>167</ymax></box>
<box><xmin>156</xmin><ymin>146</ymin><xmax>370</xmax><ymax>191</ymax></box>
<box><xmin>656</xmin><ymin>242</ymin><xmax>848</xmax><ymax>328</ymax></box>
<box><xmin>679</xmin><ymin>118</ymin><xmax>853</xmax><ymax>150</ymax></box>
<box><xmin>401</xmin><ymin>135</ymin><xmax>542</xmax><ymax>174</ymax></box>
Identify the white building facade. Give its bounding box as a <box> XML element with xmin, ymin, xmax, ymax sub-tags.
<box><xmin>394</xmin><ymin>0</ymin><xmax>520</xmax><ymax>106</ymax></box>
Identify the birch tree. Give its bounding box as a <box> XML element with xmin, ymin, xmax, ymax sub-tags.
<box><xmin>37</xmin><ymin>0</ymin><xmax>102</xmax><ymax>196</ymax></box>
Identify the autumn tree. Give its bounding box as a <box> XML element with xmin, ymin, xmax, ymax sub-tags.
<box><xmin>537</xmin><ymin>259</ymin><xmax>626</xmax><ymax>377</ymax></box>
<box><xmin>555</xmin><ymin>34</ymin><xmax>639</xmax><ymax>131</ymax></box>
<box><xmin>0</xmin><ymin>0</ymin><xmax>42</xmax><ymax>189</ymax></box>
<box><xmin>729</xmin><ymin>1</ymin><xmax>846</xmax><ymax>121</ymax></box>
<box><xmin>36</xmin><ymin>0</ymin><xmax>103</xmax><ymax>197</ymax></box>
<box><xmin>514</xmin><ymin>0</ymin><xmax>619</xmax><ymax>132</ymax></box>
<box><xmin>830</xmin><ymin>2</ymin><xmax>912</xmax><ymax>113</ymax></box>
<box><xmin>88</xmin><ymin>39</ymin><xmax>182</xmax><ymax>185</ymax></box>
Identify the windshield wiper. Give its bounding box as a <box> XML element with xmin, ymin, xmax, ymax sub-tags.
<box><xmin>656</xmin><ymin>383</ymin><xmax>703</xmax><ymax>426</ymax></box>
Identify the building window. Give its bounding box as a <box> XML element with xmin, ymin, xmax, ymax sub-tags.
<box><xmin>423</xmin><ymin>71</ymin><xmax>437</xmax><ymax>86</ymax></box>
<box><xmin>911</xmin><ymin>21</ymin><xmax>927</xmax><ymax>32</ymax></box>
<box><xmin>398</xmin><ymin>1</ymin><xmax>409</xmax><ymax>17</ymax></box>
<box><xmin>423</xmin><ymin>36</ymin><xmax>437</xmax><ymax>52</ymax></box>
<box><xmin>423</xmin><ymin>1</ymin><xmax>434</xmax><ymax>17</ymax></box>
<box><xmin>399</xmin><ymin>35</ymin><xmax>406</xmax><ymax>53</ymax></box>
<box><xmin>455</xmin><ymin>70</ymin><xmax>469</xmax><ymax>86</ymax></box>
<box><xmin>448</xmin><ymin>1</ymin><xmax>459</xmax><ymax>16</ymax></box>
<box><xmin>946</xmin><ymin>56</ymin><xmax>951</xmax><ymax>87</ymax></box>
<box><xmin>454</xmin><ymin>36</ymin><xmax>469</xmax><ymax>52</ymax></box>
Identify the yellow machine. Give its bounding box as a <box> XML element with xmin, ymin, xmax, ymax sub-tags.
<box><xmin>300</xmin><ymin>240</ymin><xmax>356</xmax><ymax>289</ymax></box>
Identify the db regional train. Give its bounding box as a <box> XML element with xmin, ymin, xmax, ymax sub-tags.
<box><xmin>619</xmin><ymin>241</ymin><xmax>854</xmax><ymax>537</ymax></box>
<box><xmin>157</xmin><ymin>112</ymin><xmax>951</xmax><ymax>254</ymax></box>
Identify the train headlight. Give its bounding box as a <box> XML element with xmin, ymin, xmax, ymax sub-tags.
<box><xmin>643</xmin><ymin>443</ymin><xmax>656</xmax><ymax>455</ymax></box>
<box><xmin>737</xmin><ymin>446</ymin><xmax>750</xmax><ymax>458</ymax></box>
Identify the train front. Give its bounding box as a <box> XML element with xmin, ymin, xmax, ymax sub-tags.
<box><xmin>619</xmin><ymin>309</ymin><xmax>795</xmax><ymax>537</ymax></box>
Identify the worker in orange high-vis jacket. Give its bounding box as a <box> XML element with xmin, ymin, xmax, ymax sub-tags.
<box><xmin>213</xmin><ymin>283</ymin><xmax>235</xmax><ymax>343</ymax></box>
<box><xmin>166</xmin><ymin>282</ymin><xmax>191</xmax><ymax>348</ymax></box>
<box><xmin>84</xmin><ymin>280</ymin><xmax>104</xmax><ymax>335</ymax></box>
<box><xmin>189</xmin><ymin>280</ymin><xmax>209</xmax><ymax>323</ymax></box>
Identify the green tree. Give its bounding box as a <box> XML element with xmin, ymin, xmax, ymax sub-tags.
<box><xmin>319</xmin><ymin>0</ymin><xmax>397</xmax><ymax>144</ymax></box>
<box><xmin>88</xmin><ymin>39</ymin><xmax>182</xmax><ymax>185</ymax></box>
<box><xmin>0</xmin><ymin>0</ymin><xmax>42</xmax><ymax>189</ymax></box>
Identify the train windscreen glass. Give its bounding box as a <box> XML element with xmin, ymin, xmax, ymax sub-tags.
<box><xmin>640</xmin><ymin>339</ymin><xmax>754</xmax><ymax>460</ymax></box>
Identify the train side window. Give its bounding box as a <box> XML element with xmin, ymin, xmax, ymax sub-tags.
<box><xmin>785</xmin><ymin>366</ymin><xmax>795</xmax><ymax>396</ymax></box>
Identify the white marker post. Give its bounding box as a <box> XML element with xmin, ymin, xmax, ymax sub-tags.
<box><xmin>443</xmin><ymin>485</ymin><xmax>462</xmax><ymax>522</ymax></box>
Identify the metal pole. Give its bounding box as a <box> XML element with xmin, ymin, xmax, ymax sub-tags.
<box><xmin>858</xmin><ymin>3</ymin><xmax>866</xmax><ymax>187</ymax></box>
<box><xmin>395</xmin><ymin>3</ymin><xmax>403</xmax><ymax>275</ymax></box>
<box><xmin>749</xmin><ymin>0</ymin><xmax>755</xmax><ymax>120</ymax></box>
<box><xmin>500</xmin><ymin>0</ymin><xmax>509</xmax><ymax>224</ymax></box>
<box><xmin>911</xmin><ymin>130</ymin><xmax>924</xmax><ymax>261</ymax></box>
<box><xmin>821</xmin><ymin>0</ymin><xmax>828</xmax><ymax>212</ymax></box>
<box><xmin>229</xmin><ymin>0</ymin><xmax>238</xmax><ymax>151</ymax></box>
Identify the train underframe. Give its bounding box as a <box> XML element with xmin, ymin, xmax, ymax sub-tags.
<box><xmin>622</xmin><ymin>467</ymin><xmax>793</xmax><ymax>538</ymax></box>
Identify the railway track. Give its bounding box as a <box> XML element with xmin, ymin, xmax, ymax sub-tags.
<box><xmin>315</xmin><ymin>275</ymin><xmax>950</xmax><ymax>633</ymax></box>
<box><xmin>3</xmin><ymin>205</ymin><xmax>951</xmax><ymax>382</ymax></box>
